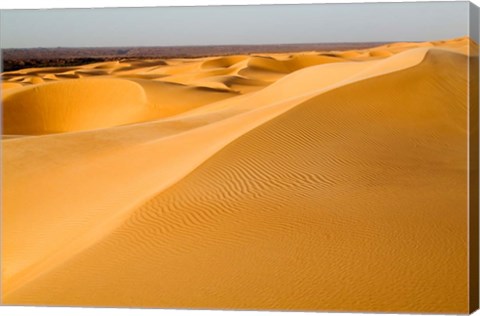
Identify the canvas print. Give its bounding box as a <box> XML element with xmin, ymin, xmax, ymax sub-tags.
<box><xmin>1</xmin><ymin>2</ymin><xmax>479</xmax><ymax>314</ymax></box>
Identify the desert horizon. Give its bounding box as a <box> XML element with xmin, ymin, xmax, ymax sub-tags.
<box><xmin>1</xmin><ymin>42</ymin><xmax>394</xmax><ymax>72</ymax></box>
<box><xmin>1</xmin><ymin>36</ymin><xmax>478</xmax><ymax>313</ymax></box>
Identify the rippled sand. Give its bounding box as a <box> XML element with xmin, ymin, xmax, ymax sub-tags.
<box><xmin>1</xmin><ymin>37</ymin><xmax>475</xmax><ymax>313</ymax></box>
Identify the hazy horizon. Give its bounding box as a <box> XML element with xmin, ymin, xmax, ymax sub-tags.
<box><xmin>1</xmin><ymin>41</ymin><xmax>416</xmax><ymax>49</ymax></box>
<box><xmin>0</xmin><ymin>2</ymin><xmax>471</xmax><ymax>49</ymax></box>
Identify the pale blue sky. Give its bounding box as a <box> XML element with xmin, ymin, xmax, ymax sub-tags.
<box><xmin>0</xmin><ymin>2</ymin><xmax>470</xmax><ymax>48</ymax></box>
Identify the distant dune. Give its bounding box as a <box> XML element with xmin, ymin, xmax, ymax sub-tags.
<box><xmin>1</xmin><ymin>36</ymin><xmax>475</xmax><ymax>313</ymax></box>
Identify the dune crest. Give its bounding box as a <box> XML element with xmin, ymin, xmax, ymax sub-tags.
<box><xmin>1</xmin><ymin>37</ymin><xmax>473</xmax><ymax>313</ymax></box>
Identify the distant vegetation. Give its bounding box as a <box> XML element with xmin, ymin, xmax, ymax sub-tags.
<box><xmin>2</xmin><ymin>57</ymin><xmax>123</xmax><ymax>72</ymax></box>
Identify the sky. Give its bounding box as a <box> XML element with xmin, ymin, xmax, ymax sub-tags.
<box><xmin>0</xmin><ymin>1</ymin><xmax>471</xmax><ymax>48</ymax></box>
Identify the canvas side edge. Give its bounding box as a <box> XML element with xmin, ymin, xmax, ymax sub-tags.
<box><xmin>469</xmin><ymin>1</ymin><xmax>480</xmax><ymax>314</ymax></box>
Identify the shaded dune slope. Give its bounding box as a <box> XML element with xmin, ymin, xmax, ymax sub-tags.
<box><xmin>3</xmin><ymin>49</ymin><xmax>469</xmax><ymax>313</ymax></box>
<box><xmin>3</xmin><ymin>78</ymin><xmax>149</xmax><ymax>134</ymax></box>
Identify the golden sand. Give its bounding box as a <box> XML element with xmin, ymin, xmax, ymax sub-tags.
<box><xmin>1</xmin><ymin>37</ymin><xmax>474</xmax><ymax>313</ymax></box>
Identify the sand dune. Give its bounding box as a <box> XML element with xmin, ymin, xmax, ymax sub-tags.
<box><xmin>0</xmin><ymin>37</ymin><xmax>474</xmax><ymax>313</ymax></box>
<box><xmin>3</xmin><ymin>76</ymin><xmax>238</xmax><ymax>134</ymax></box>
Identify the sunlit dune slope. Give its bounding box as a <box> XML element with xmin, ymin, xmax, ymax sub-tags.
<box><xmin>1</xmin><ymin>45</ymin><xmax>434</xmax><ymax>294</ymax></box>
<box><xmin>1</xmin><ymin>37</ymin><xmax>473</xmax><ymax>313</ymax></box>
